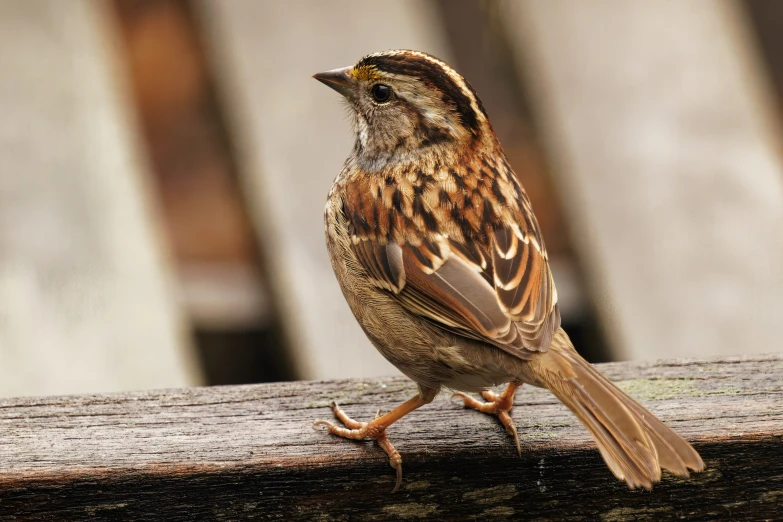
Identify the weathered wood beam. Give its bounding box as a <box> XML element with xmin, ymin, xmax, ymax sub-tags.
<box><xmin>0</xmin><ymin>354</ymin><xmax>780</xmax><ymax>520</ymax></box>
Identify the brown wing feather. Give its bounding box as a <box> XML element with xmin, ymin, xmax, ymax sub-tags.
<box><xmin>404</xmin><ymin>252</ymin><xmax>513</xmax><ymax>339</ymax></box>
<box><xmin>351</xmin><ymin>240</ymin><xmax>405</xmax><ymax>293</ymax></box>
<box><xmin>492</xmin><ymin>225</ymin><xmax>559</xmax><ymax>350</ymax></box>
<box><xmin>341</xmin><ymin>153</ymin><xmax>560</xmax><ymax>358</ymax></box>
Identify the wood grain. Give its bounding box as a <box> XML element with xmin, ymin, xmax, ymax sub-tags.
<box><xmin>0</xmin><ymin>354</ymin><xmax>781</xmax><ymax>520</ymax></box>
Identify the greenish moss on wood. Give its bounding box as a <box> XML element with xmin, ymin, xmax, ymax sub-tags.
<box><xmin>381</xmin><ymin>503</ymin><xmax>439</xmax><ymax>519</ymax></box>
<box><xmin>600</xmin><ymin>506</ymin><xmax>672</xmax><ymax>522</ymax></box>
<box><xmin>616</xmin><ymin>377</ymin><xmax>758</xmax><ymax>400</ymax></box>
<box><xmin>462</xmin><ymin>484</ymin><xmax>518</xmax><ymax>504</ymax></box>
<box><xmin>404</xmin><ymin>481</ymin><xmax>431</xmax><ymax>491</ymax></box>
<box><xmin>481</xmin><ymin>506</ymin><xmax>515</xmax><ymax>517</ymax></box>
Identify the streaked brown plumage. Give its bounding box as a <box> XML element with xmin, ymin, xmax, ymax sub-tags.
<box><xmin>314</xmin><ymin>50</ymin><xmax>704</xmax><ymax>493</ymax></box>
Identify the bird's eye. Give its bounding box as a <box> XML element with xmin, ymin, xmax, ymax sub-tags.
<box><xmin>370</xmin><ymin>84</ymin><xmax>392</xmax><ymax>103</ymax></box>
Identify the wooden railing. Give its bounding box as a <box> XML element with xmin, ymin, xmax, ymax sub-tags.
<box><xmin>0</xmin><ymin>353</ymin><xmax>780</xmax><ymax>520</ymax></box>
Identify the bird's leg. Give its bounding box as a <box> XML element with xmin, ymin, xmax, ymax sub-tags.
<box><xmin>453</xmin><ymin>381</ymin><xmax>522</xmax><ymax>456</ymax></box>
<box><xmin>313</xmin><ymin>387</ymin><xmax>437</xmax><ymax>493</ymax></box>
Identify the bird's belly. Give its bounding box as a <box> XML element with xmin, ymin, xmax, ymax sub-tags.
<box><xmin>325</xmin><ymin>200</ymin><xmax>521</xmax><ymax>391</ymax></box>
<box><xmin>340</xmin><ymin>276</ymin><xmax>518</xmax><ymax>392</ymax></box>
<box><xmin>428</xmin><ymin>342</ymin><xmax>520</xmax><ymax>393</ymax></box>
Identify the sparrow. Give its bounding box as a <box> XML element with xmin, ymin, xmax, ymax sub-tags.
<box><xmin>313</xmin><ymin>50</ymin><xmax>704</xmax><ymax>493</ymax></box>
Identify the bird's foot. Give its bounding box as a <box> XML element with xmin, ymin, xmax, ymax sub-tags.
<box><xmin>452</xmin><ymin>387</ymin><xmax>521</xmax><ymax>456</ymax></box>
<box><xmin>313</xmin><ymin>401</ymin><xmax>403</xmax><ymax>493</ymax></box>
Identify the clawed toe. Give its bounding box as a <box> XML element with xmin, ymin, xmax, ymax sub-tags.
<box><xmin>452</xmin><ymin>383</ymin><xmax>522</xmax><ymax>456</ymax></box>
<box><xmin>376</xmin><ymin>435</ymin><xmax>403</xmax><ymax>493</ymax></box>
<box><xmin>497</xmin><ymin>410</ymin><xmax>521</xmax><ymax>457</ymax></box>
<box><xmin>451</xmin><ymin>392</ymin><xmax>496</xmax><ymax>413</ymax></box>
<box><xmin>481</xmin><ymin>390</ymin><xmax>499</xmax><ymax>402</ymax></box>
<box><xmin>313</xmin><ymin>401</ymin><xmax>404</xmax><ymax>493</ymax></box>
<box><xmin>313</xmin><ymin>419</ymin><xmax>335</xmax><ymax>431</ymax></box>
<box><xmin>451</xmin><ymin>391</ymin><xmax>470</xmax><ymax>404</ymax></box>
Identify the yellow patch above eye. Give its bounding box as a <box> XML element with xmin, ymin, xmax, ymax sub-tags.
<box><xmin>351</xmin><ymin>65</ymin><xmax>381</xmax><ymax>82</ymax></box>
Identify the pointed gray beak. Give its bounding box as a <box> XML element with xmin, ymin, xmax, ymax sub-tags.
<box><xmin>313</xmin><ymin>66</ymin><xmax>354</xmax><ymax>98</ymax></box>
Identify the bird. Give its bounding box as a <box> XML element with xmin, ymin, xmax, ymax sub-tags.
<box><xmin>313</xmin><ymin>49</ymin><xmax>704</xmax><ymax>493</ymax></box>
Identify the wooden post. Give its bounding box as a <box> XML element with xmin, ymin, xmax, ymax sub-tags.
<box><xmin>500</xmin><ymin>0</ymin><xmax>783</xmax><ymax>360</ymax></box>
<box><xmin>0</xmin><ymin>354</ymin><xmax>780</xmax><ymax>519</ymax></box>
<box><xmin>0</xmin><ymin>1</ymin><xmax>201</xmax><ymax>396</ymax></box>
<box><xmin>197</xmin><ymin>0</ymin><xmax>456</xmax><ymax>379</ymax></box>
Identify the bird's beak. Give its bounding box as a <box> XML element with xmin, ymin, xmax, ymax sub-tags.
<box><xmin>313</xmin><ymin>66</ymin><xmax>354</xmax><ymax>98</ymax></box>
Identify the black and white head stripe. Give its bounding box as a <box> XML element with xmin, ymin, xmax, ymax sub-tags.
<box><xmin>356</xmin><ymin>50</ymin><xmax>488</xmax><ymax>134</ymax></box>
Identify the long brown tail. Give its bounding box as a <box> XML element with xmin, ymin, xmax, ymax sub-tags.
<box><xmin>523</xmin><ymin>329</ymin><xmax>705</xmax><ymax>489</ymax></box>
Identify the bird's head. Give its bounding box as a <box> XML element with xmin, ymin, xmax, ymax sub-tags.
<box><xmin>314</xmin><ymin>50</ymin><xmax>494</xmax><ymax>170</ymax></box>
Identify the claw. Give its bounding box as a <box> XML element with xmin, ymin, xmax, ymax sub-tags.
<box><xmin>313</xmin><ymin>404</ymin><xmax>404</xmax><ymax>492</ymax></box>
<box><xmin>378</xmin><ymin>436</ymin><xmax>403</xmax><ymax>493</ymax></box>
<box><xmin>498</xmin><ymin>411</ymin><xmax>522</xmax><ymax>456</ymax></box>
<box><xmin>451</xmin><ymin>392</ymin><xmax>471</xmax><ymax>405</ymax></box>
<box><xmin>392</xmin><ymin>458</ymin><xmax>403</xmax><ymax>493</ymax></box>
<box><xmin>453</xmin><ymin>383</ymin><xmax>522</xmax><ymax>457</ymax></box>
<box><xmin>481</xmin><ymin>390</ymin><xmax>498</xmax><ymax>402</ymax></box>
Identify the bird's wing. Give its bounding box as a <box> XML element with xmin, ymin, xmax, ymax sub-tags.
<box><xmin>340</xmin><ymin>158</ymin><xmax>560</xmax><ymax>359</ymax></box>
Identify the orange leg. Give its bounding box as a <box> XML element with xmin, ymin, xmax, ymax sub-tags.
<box><xmin>453</xmin><ymin>382</ymin><xmax>522</xmax><ymax>456</ymax></box>
<box><xmin>313</xmin><ymin>387</ymin><xmax>438</xmax><ymax>493</ymax></box>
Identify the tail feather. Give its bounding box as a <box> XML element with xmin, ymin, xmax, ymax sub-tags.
<box><xmin>526</xmin><ymin>329</ymin><xmax>705</xmax><ymax>489</ymax></box>
<box><xmin>587</xmin><ymin>361</ymin><xmax>704</xmax><ymax>476</ymax></box>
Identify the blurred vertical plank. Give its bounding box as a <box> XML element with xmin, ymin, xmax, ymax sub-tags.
<box><xmin>0</xmin><ymin>0</ymin><xmax>202</xmax><ymax>396</ymax></box>
<box><xmin>198</xmin><ymin>0</ymin><xmax>453</xmax><ymax>379</ymax></box>
<box><xmin>501</xmin><ymin>0</ymin><xmax>783</xmax><ymax>359</ymax></box>
<box><xmin>112</xmin><ymin>2</ymin><xmax>293</xmax><ymax>385</ymax></box>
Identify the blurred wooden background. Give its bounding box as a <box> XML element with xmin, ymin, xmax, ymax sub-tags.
<box><xmin>1</xmin><ymin>0</ymin><xmax>782</xmax><ymax>396</ymax></box>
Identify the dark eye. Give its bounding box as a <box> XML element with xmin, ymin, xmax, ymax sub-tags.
<box><xmin>371</xmin><ymin>84</ymin><xmax>392</xmax><ymax>103</ymax></box>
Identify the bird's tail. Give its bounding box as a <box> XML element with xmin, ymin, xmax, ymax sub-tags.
<box><xmin>522</xmin><ymin>329</ymin><xmax>705</xmax><ymax>489</ymax></box>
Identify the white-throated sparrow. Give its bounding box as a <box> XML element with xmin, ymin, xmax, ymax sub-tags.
<box><xmin>314</xmin><ymin>50</ymin><xmax>704</xmax><ymax>493</ymax></box>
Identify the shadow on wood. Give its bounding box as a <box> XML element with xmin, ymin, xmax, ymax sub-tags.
<box><xmin>0</xmin><ymin>354</ymin><xmax>780</xmax><ymax>520</ymax></box>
